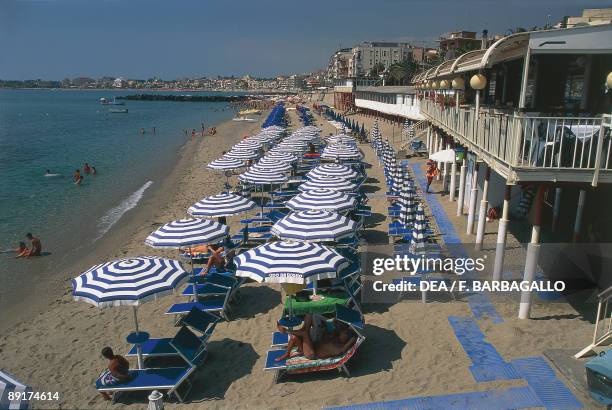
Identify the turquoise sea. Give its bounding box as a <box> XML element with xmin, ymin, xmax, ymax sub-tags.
<box><xmin>0</xmin><ymin>89</ymin><xmax>238</xmax><ymax>303</ymax></box>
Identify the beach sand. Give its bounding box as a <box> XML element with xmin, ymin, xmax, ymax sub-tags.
<box><xmin>0</xmin><ymin>105</ymin><xmax>599</xmax><ymax>409</ymax></box>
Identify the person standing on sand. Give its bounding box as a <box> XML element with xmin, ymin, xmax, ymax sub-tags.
<box><xmin>191</xmin><ymin>129</ymin><xmax>196</xmax><ymax>139</ymax></box>
<box><xmin>425</xmin><ymin>160</ymin><xmax>439</xmax><ymax>193</ymax></box>
<box><xmin>25</xmin><ymin>233</ymin><xmax>41</xmax><ymax>257</ymax></box>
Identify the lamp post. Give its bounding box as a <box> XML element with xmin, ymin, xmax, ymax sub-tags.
<box><xmin>470</xmin><ymin>74</ymin><xmax>487</xmax><ymax>118</ymax></box>
<box><xmin>452</xmin><ymin>77</ymin><xmax>465</xmax><ymax>110</ymax></box>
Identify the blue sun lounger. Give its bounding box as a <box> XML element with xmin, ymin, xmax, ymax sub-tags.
<box><xmin>126</xmin><ymin>309</ymin><xmax>219</xmax><ymax>358</ymax></box>
<box><xmin>166</xmin><ymin>292</ymin><xmax>231</xmax><ymax>321</ymax></box>
<box><xmin>96</xmin><ymin>366</ymin><xmax>196</xmax><ymax>403</ymax></box>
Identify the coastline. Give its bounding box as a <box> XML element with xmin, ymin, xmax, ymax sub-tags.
<box><xmin>0</xmin><ymin>115</ymin><xmax>264</xmax><ymax>333</ymax></box>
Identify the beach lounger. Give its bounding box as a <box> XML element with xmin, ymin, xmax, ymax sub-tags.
<box><xmin>177</xmin><ymin>307</ymin><xmax>220</xmax><ymax>335</ymax></box>
<box><xmin>263</xmin><ymin>305</ymin><xmax>365</xmax><ymax>380</ymax></box>
<box><xmin>96</xmin><ymin>366</ymin><xmax>196</xmax><ymax>403</ymax></box>
<box><xmin>166</xmin><ymin>291</ymin><xmax>231</xmax><ymax>321</ymax></box>
<box><xmin>271</xmin><ymin>331</ymin><xmax>289</xmax><ymax>347</ymax></box>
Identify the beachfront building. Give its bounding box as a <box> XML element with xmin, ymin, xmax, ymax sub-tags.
<box><xmin>354</xmin><ymin>86</ymin><xmax>424</xmax><ymax>123</ymax></box>
<box><xmin>563</xmin><ymin>8</ymin><xmax>612</xmax><ymax>28</ymax></box>
<box><xmin>327</xmin><ymin>48</ymin><xmax>353</xmax><ymax>80</ymax></box>
<box><xmin>348</xmin><ymin>42</ymin><xmax>421</xmax><ymax>77</ymax></box>
<box><xmin>412</xmin><ymin>23</ymin><xmax>612</xmax><ymax>318</ymax></box>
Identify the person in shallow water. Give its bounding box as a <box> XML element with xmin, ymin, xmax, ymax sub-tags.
<box><xmin>98</xmin><ymin>347</ymin><xmax>130</xmax><ymax>400</ymax></box>
<box><xmin>14</xmin><ymin>242</ymin><xmax>30</xmax><ymax>258</ymax></box>
<box><xmin>73</xmin><ymin>169</ymin><xmax>83</xmax><ymax>185</ymax></box>
<box><xmin>25</xmin><ymin>233</ymin><xmax>41</xmax><ymax>256</ymax></box>
<box><xmin>83</xmin><ymin>163</ymin><xmax>91</xmax><ymax>174</ymax></box>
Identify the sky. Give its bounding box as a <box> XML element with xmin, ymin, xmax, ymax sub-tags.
<box><xmin>0</xmin><ymin>0</ymin><xmax>608</xmax><ymax>80</ymax></box>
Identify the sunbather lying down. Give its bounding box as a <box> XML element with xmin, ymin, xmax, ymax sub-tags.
<box><xmin>276</xmin><ymin>314</ymin><xmax>356</xmax><ymax>362</ymax></box>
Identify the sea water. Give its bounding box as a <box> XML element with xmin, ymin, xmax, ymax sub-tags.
<box><xmin>0</xmin><ymin>89</ymin><xmax>239</xmax><ymax>305</ymax></box>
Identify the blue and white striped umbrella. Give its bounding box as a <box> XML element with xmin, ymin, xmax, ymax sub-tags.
<box><xmin>276</xmin><ymin>142</ymin><xmax>307</xmax><ymax>153</ymax></box>
<box><xmin>398</xmin><ymin>179</ymin><xmax>417</xmax><ymax>226</ymax></box>
<box><xmin>233</xmin><ymin>241</ymin><xmax>349</xmax><ymax>284</ymax></box>
<box><xmin>251</xmin><ymin>158</ymin><xmax>293</xmax><ymax>173</ymax></box>
<box><xmin>72</xmin><ymin>256</ymin><xmax>188</xmax><ymax>308</ymax></box>
<box><xmin>145</xmin><ymin>218</ymin><xmax>228</xmax><ymax>248</ymax></box>
<box><xmin>264</xmin><ymin>151</ymin><xmax>298</xmax><ymax>163</ymax></box>
<box><xmin>286</xmin><ymin>189</ymin><xmax>356</xmax><ymax>212</ymax></box>
<box><xmin>188</xmin><ymin>193</ymin><xmax>256</xmax><ymax>217</ymax></box>
<box><xmin>410</xmin><ymin>204</ymin><xmax>428</xmax><ymax>254</ymax></box>
<box><xmin>224</xmin><ymin>149</ymin><xmax>259</xmax><ymax>160</ymax></box>
<box><xmin>327</xmin><ymin>135</ymin><xmax>357</xmax><ymax>146</ymax></box>
<box><xmin>233</xmin><ymin>140</ymin><xmax>263</xmax><ymax>151</ymax></box>
<box><xmin>271</xmin><ymin>210</ymin><xmax>357</xmax><ymax>242</ymax></box>
<box><xmin>207</xmin><ymin>157</ymin><xmax>244</xmax><ymax>171</ymax></box>
<box><xmin>238</xmin><ymin>169</ymin><xmax>288</xmax><ymax>185</ymax></box>
<box><xmin>0</xmin><ymin>370</ymin><xmax>31</xmax><ymax>410</ymax></box>
<box><xmin>298</xmin><ymin>175</ymin><xmax>358</xmax><ymax>192</ymax></box>
<box><xmin>321</xmin><ymin>144</ymin><xmax>363</xmax><ymax>160</ymax></box>
<box><xmin>307</xmin><ymin>163</ymin><xmax>359</xmax><ymax>180</ymax></box>
<box><xmin>72</xmin><ymin>256</ymin><xmax>189</xmax><ymax>368</ymax></box>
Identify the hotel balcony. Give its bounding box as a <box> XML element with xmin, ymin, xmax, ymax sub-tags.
<box><xmin>413</xmin><ymin>24</ymin><xmax>612</xmax><ymax>186</ymax></box>
<box><xmin>421</xmin><ymin>99</ymin><xmax>612</xmax><ymax>185</ymax></box>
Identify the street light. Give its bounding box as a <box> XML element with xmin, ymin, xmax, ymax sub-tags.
<box><xmin>470</xmin><ymin>74</ymin><xmax>487</xmax><ymax>117</ymax></box>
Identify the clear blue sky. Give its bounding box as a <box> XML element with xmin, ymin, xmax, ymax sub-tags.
<box><xmin>1</xmin><ymin>0</ymin><xmax>608</xmax><ymax>80</ymax></box>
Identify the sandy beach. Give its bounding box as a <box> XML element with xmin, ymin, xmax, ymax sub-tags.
<box><xmin>0</xmin><ymin>105</ymin><xmax>599</xmax><ymax>409</ymax></box>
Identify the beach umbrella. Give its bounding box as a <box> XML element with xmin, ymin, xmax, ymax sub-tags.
<box><xmin>233</xmin><ymin>140</ymin><xmax>263</xmax><ymax>151</ymax></box>
<box><xmin>251</xmin><ymin>158</ymin><xmax>293</xmax><ymax>173</ymax></box>
<box><xmin>238</xmin><ymin>169</ymin><xmax>288</xmax><ymax>185</ymax></box>
<box><xmin>271</xmin><ymin>210</ymin><xmax>356</xmax><ymax>242</ymax></box>
<box><xmin>207</xmin><ymin>157</ymin><xmax>244</xmax><ymax>171</ymax></box>
<box><xmin>233</xmin><ymin>241</ymin><xmax>348</xmax><ymax>284</ymax></box>
<box><xmin>398</xmin><ymin>179</ymin><xmax>417</xmax><ymax>226</ymax></box>
<box><xmin>410</xmin><ymin>204</ymin><xmax>428</xmax><ymax>254</ymax></box>
<box><xmin>307</xmin><ymin>163</ymin><xmax>359</xmax><ymax>180</ymax></box>
<box><xmin>429</xmin><ymin>149</ymin><xmax>456</xmax><ymax>163</ymax></box>
<box><xmin>298</xmin><ymin>175</ymin><xmax>358</xmax><ymax>192</ymax></box>
<box><xmin>321</xmin><ymin>144</ymin><xmax>364</xmax><ymax>161</ymax></box>
<box><xmin>224</xmin><ymin>149</ymin><xmax>260</xmax><ymax>160</ymax></box>
<box><xmin>286</xmin><ymin>189</ymin><xmax>356</xmax><ymax>212</ymax></box>
<box><xmin>0</xmin><ymin>370</ymin><xmax>31</xmax><ymax>410</ymax></box>
<box><xmin>264</xmin><ymin>151</ymin><xmax>298</xmax><ymax>163</ymax></box>
<box><xmin>72</xmin><ymin>256</ymin><xmax>188</xmax><ymax>368</ymax></box>
<box><xmin>145</xmin><ymin>218</ymin><xmax>228</xmax><ymax>249</ymax></box>
<box><xmin>188</xmin><ymin>192</ymin><xmax>256</xmax><ymax>218</ymax></box>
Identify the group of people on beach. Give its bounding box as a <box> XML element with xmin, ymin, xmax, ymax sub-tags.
<box><xmin>73</xmin><ymin>162</ymin><xmax>97</xmax><ymax>185</ymax></box>
<box><xmin>14</xmin><ymin>233</ymin><xmax>42</xmax><ymax>258</ymax></box>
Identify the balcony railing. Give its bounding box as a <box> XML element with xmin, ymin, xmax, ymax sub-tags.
<box><xmin>421</xmin><ymin>99</ymin><xmax>612</xmax><ymax>182</ymax></box>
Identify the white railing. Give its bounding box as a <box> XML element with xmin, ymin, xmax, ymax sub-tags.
<box><xmin>421</xmin><ymin>99</ymin><xmax>612</xmax><ymax>177</ymax></box>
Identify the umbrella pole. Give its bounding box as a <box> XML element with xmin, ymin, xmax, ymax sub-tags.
<box><xmin>132</xmin><ymin>306</ymin><xmax>145</xmax><ymax>370</ymax></box>
<box><xmin>190</xmin><ymin>247</ymin><xmax>198</xmax><ymax>298</ymax></box>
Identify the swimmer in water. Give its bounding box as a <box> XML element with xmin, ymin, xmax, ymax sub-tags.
<box><xmin>74</xmin><ymin>169</ymin><xmax>83</xmax><ymax>185</ymax></box>
<box><xmin>92</xmin><ymin>166</ymin><xmax>97</xmax><ymax>175</ymax></box>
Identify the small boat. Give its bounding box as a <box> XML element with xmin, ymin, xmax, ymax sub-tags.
<box><xmin>109</xmin><ymin>108</ymin><xmax>128</xmax><ymax>113</ymax></box>
<box><xmin>100</xmin><ymin>97</ymin><xmax>124</xmax><ymax>106</ymax></box>
<box><xmin>232</xmin><ymin>116</ymin><xmax>256</xmax><ymax>122</ymax></box>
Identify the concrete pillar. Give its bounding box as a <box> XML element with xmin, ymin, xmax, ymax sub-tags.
<box><xmin>475</xmin><ymin>166</ymin><xmax>491</xmax><ymax>250</ymax></box>
<box><xmin>518</xmin><ymin>185</ymin><xmax>545</xmax><ymax>320</ymax></box>
<box><xmin>493</xmin><ymin>185</ymin><xmax>512</xmax><ymax>282</ymax></box>
<box><xmin>573</xmin><ymin>189</ymin><xmax>586</xmax><ymax>243</ymax></box>
<box><xmin>427</xmin><ymin>127</ymin><xmax>432</xmax><ymax>156</ymax></box>
<box><xmin>457</xmin><ymin>159</ymin><xmax>467</xmax><ymax>216</ymax></box>
<box><xmin>442</xmin><ymin>143</ymin><xmax>450</xmax><ymax>192</ymax></box>
<box><xmin>551</xmin><ymin>187</ymin><xmax>562</xmax><ymax>232</ymax></box>
<box><xmin>449</xmin><ymin>159</ymin><xmax>457</xmax><ymax>202</ymax></box>
<box><xmin>436</xmin><ymin>135</ymin><xmax>442</xmax><ymax>181</ymax></box>
<box><xmin>466</xmin><ymin>162</ymin><xmax>479</xmax><ymax>235</ymax></box>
